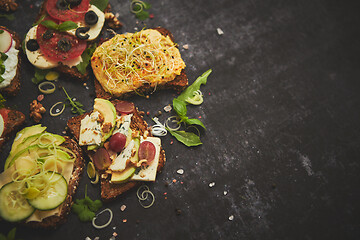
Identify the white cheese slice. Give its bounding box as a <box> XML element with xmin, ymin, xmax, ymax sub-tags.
<box><xmin>109</xmin><ymin>139</ymin><xmax>135</xmax><ymax>171</ymax></box>
<box><xmin>131</xmin><ymin>137</ymin><xmax>161</xmax><ymax>182</ymax></box>
<box><xmin>67</xmin><ymin>5</ymin><xmax>105</xmax><ymax>41</ymax></box>
<box><xmin>0</xmin><ymin>39</ymin><xmax>19</xmax><ymax>88</ymax></box>
<box><xmin>0</xmin><ymin>114</ymin><xmax>3</xmax><ymax>137</ymax></box>
<box><xmin>79</xmin><ymin>111</ymin><xmax>102</xmax><ymax>146</ymax></box>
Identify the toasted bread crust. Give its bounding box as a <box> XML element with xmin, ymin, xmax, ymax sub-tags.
<box><xmin>0</xmin><ymin>107</ymin><xmax>25</xmax><ymax>148</ymax></box>
<box><xmin>0</xmin><ymin>26</ymin><xmax>21</xmax><ymax>96</ymax></box>
<box><xmin>67</xmin><ymin>100</ymin><xmax>166</xmax><ymax>201</ymax></box>
<box><xmin>25</xmin><ymin>137</ymin><xmax>85</xmax><ymax>228</ymax></box>
<box><xmin>93</xmin><ymin>27</ymin><xmax>188</xmax><ymax>100</ymax></box>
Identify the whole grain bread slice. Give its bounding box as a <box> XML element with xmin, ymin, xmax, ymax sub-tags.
<box><xmin>0</xmin><ymin>26</ymin><xmax>21</xmax><ymax>96</ymax></box>
<box><xmin>0</xmin><ymin>107</ymin><xmax>25</xmax><ymax>148</ymax></box>
<box><xmin>67</xmin><ymin>99</ymin><xmax>166</xmax><ymax>201</ymax></box>
<box><xmin>93</xmin><ymin>27</ymin><xmax>188</xmax><ymax>100</ymax></box>
<box><xmin>25</xmin><ymin>137</ymin><xmax>85</xmax><ymax>228</ymax></box>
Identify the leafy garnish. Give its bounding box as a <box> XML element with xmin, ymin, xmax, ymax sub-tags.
<box><xmin>76</xmin><ymin>44</ymin><xmax>97</xmax><ymax>74</ymax></box>
<box><xmin>72</xmin><ymin>185</ymin><xmax>102</xmax><ymax>222</ymax></box>
<box><xmin>0</xmin><ymin>94</ymin><xmax>6</xmax><ymax>108</ymax></box>
<box><xmin>0</xmin><ymin>227</ymin><xmax>20</xmax><ymax>240</ymax></box>
<box><xmin>31</xmin><ymin>68</ymin><xmax>50</xmax><ymax>84</ymax></box>
<box><xmin>41</xmin><ymin>20</ymin><xmax>78</xmax><ymax>32</ymax></box>
<box><xmin>130</xmin><ymin>0</ymin><xmax>152</xmax><ymax>21</ymax></box>
<box><xmin>167</xmin><ymin>128</ymin><xmax>202</xmax><ymax>147</ymax></box>
<box><xmin>90</xmin><ymin>0</ymin><xmax>109</xmax><ymax>11</ymax></box>
<box><xmin>33</xmin><ymin>15</ymin><xmax>46</xmax><ymax>26</ymax></box>
<box><xmin>0</xmin><ymin>14</ymin><xmax>15</xmax><ymax>21</ymax></box>
<box><xmin>62</xmin><ymin>87</ymin><xmax>86</xmax><ymax>115</ymax></box>
<box><xmin>0</xmin><ymin>52</ymin><xmax>9</xmax><ymax>83</ymax></box>
<box><xmin>0</xmin><ymin>30</ymin><xmax>3</xmax><ymax>34</ymax></box>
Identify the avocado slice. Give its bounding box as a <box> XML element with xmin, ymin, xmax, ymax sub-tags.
<box><xmin>7</xmin><ymin>145</ymin><xmax>51</xmax><ymax>168</ymax></box>
<box><xmin>5</xmin><ymin>125</ymin><xmax>47</xmax><ymax>169</ymax></box>
<box><xmin>93</xmin><ymin>98</ymin><xmax>116</xmax><ymax>142</ymax></box>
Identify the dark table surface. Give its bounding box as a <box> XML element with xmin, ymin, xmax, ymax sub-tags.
<box><xmin>1</xmin><ymin>0</ymin><xmax>360</xmax><ymax>239</ymax></box>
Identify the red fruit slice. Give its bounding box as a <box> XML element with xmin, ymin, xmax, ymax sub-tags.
<box><xmin>93</xmin><ymin>147</ymin><xmax>112</xmax><ymax>170</ymax></box>
<box><xmin>109</xmin><ymin>133</ymin><xmax>127</xmax><ymax>153</ymax></box>
<box><xmin>115</xmin><ymin>101</ymin><xmax>134</xmax><ymax>115</ymax></box>
<box><xmin>0</xmin><ymin>29</ymin><xmax>13</xmax><ymax>53</ymax></box>
<box><xmin>138</xmin><ymin>141</ymin><xmax>156</xmax><ymax>163</ymax></box>
<box><xmin>36</xmin><ymin>19</ymin><xmax>87</xmax><ymax>61</ymax></box>
<box><xmin>46</xmin><ymin>0</ymin><xmax>90</xmax><ymax>22</ymax></box>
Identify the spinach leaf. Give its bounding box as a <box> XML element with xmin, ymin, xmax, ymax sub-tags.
<box><xmin>167</xmin><ymin>129</ymin><xmax>202</xmax><ymax>147</ymax></box>
<box><xmin>90</xmin><ymin>0</ymin><xmax>109</xmax><ymax>11</ymax></box>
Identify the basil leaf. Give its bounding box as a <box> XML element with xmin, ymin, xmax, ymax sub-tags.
<box><xmin>167</xmin><ymin>129</ymin><xmax>202</xmax><ymax>147</ymax></box>
<box><xmin>173</xmin><ymin>98</ymin><xmax>187</xmax><ymax>118</ymax></box>
<box><xmin>177</xmin><ymin>69</ymin><xmax>212</xmax><ymax>102</ymax></box>
<box><xmin>183</xmin><ymin>117</ymin><xmax>206</xmax><ymax>129</ymax></box>
<box><xmin>90</xmin><ymin>0</ymin><xmax>109</xmax><ymax>11</ymax></box>
<box><xmin>40</xmin><ymin>20</ymin><xmax>59</xmax><ymax>30</ymax></box>
<box><xmin>57</xmin><ymin>21</ymin><xmax>78</xmax><ymax>31</ymax></box>
<box><xmin>76</xmin><ymin>44</ymin><xmax>97</xmax><ymax>74</ymax></box>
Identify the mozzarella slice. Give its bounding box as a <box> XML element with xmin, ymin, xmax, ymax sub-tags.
<box><xmin>0</xmin><ymin>114</ymin><xmax>4</xmax><ymax>137</ymax></box>
<box><xmin>67</xmin><ymin>5</ymin><xmax>105</xmax><ymax>41</ymax></box>
<box><xmin>131</xmin><ymin>137</ymin><xmax>161</xmax><ymax>182</ymax></box>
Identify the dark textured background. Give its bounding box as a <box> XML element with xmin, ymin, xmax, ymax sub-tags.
<box><xmin>1</xmin><ymin>0</ymin><xmax>360</xmax><ymax>239</ymax></box>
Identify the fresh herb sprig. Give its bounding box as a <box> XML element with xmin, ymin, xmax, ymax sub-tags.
<box><xmin>41</xmin><ymin>20</ymin><xmax>78</xmax><ymax>32</ymax></box>
<box><xmin>0</xmin><ymin>52</ymin><xmax>9</xmax><ymax>83</ymax></box>
<box><xmin>62</xmin><ymin>87</ymin><xmax>86</xmax><ymax>115</ymax></box>
<box><xmin>76</xmin><ymin>44</ymin><xmax>97</xmax><ymax>74</ymax></box>
<box><xmin>72</xmin><ymin>185</ymin><xmax>102</xmax><ymax>222</ymax></box>
<box><xmin>169</xmin><ymin>69</ymin><xmax>212</xmax><ymax>146</ymax></box>
<box><xmin>90</xmin><ymin>0</ymin><xmax>109</xmax><ymax>11</ymax></box>
<box><xmin>130</xmin><ymin>0</ymin><xmax>152</xmax><ymax>20</ymax></box>
<box><xmin>31</xmin><ymin>68</ymin><xmax>50</xmax><ymax>84</ymax></box>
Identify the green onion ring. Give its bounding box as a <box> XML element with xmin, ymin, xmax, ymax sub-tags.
<box><xmin>185</xmin><ymin>90</ymin><xmax>203</xmax><ymax>105</ymax></box>
<box><xmin>92</xmin><ymin>208</ymin><xmax>113</xmax><ymax>229</ymax></box>
<box><xmin>50</xmin><ymin>102</ymin><xmax>65</xmax><ymax>117</ymax></box>
<box><xmin>137</xmin><ymin>185</ymin><xmax>150</xmax><ymax>200</ymax></box>
<box><xmin>38</xmin><ymin>81</ymin><xmax>56</xmax><ymax>94</ymax></box>
<box><xmin>130</xmin><ymin>0</ymin><xmax>144</xmax><ymax>14</ymax></box>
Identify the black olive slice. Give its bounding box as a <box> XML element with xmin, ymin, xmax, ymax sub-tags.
<box><xmin>57</xmin><ymin>38</ymin><xmax>72</xmax><ymax>52</ymax></box>
<box><xmin>26</xmin><ymin>39</ymin><xmax>39</xmax><ymax>52</ymax></box>
<box><xmin>75</xmin><ymin>27</ymin><xmax>90</xmax><ymax>40</ymax></box>
<box><xmin>56</xmin><ymin>0</ymin><xmax>68</xmax><ymax>10</ymax></box>
<box><xmin>66</xmin><ymin>0</ymin><xmax>82</xmax><ymax>7</ymax></box>
<box><xmin>42</xmin><ymin>30</ymin><xmax>54</xmax><ymax>40</ymax></box>
<box><xmin>85</xmin><ymin>11</ymin><xmax>98</xmax><ymax>25</ymax></box>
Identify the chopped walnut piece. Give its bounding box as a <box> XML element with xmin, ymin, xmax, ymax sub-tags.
<box><xmin>29</xmin><ymin>100</ymin><xmax>46</xmax><ymax>123</ymax></box>
<box><xmin>105</xmin><ymin>12</ymin><xmax>123</xmax><ymax>29</ymax></box>
<box><xmin>97</xmin><ymin>113</ymin><xmax>104</xmax><ymax>124</ymax></box>
<box><xmin>102</xmin><ymin>122</ymin><xmax>112</xmax><ymax>133</ymax></box>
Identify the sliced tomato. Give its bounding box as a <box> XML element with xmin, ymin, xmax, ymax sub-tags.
<box><xmin>36</xmin><ymin>21</ymin><xmax>87</xmax><ymax>61</ymax></box>
<box><xmin>46</xmin><ymin>0</ymin><xmax>90</xmax><ymax>22</ymax></box>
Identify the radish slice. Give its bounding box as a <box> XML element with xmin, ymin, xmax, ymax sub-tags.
<box><xmin>0</xmin><ymin>29</ymin><xmax>13</xmax><ymax>53</ymax></box>
<box><xmin>0</xmin><ymin>114</ymin><xmax>4</xmax><ymax>137</ymax></box>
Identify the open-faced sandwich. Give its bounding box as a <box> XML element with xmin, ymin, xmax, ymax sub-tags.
<box><xmin>0</xmin><ymin>124</ymin><xmax>84</xmax><ymax>228</ymax></box>
<box><xmin>23</xmin><ymin>0</ymin><xmax>117</xmax><ymax>80</ymax></box>
<box><xmin>67</xmin><ymin>99</ymin><xmax>166</xmax><ymax>201</ymax></box>
<box><xmin>92</xmin><ymin>27</ymin><xmax>188</xmax><ymax>99</ymax></box>
<box><xmin>0</xmin><ymin>26</ymin><xmax>21</xmax><ymax>96</ymax></box>
<box><xmin>0</xmin><ymin>106</ymin><xmax>25</xmax><ymax>148</ymax></box>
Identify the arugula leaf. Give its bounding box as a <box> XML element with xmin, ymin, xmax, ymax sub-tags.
<box><xmin>177</xmin><ymin>69</ymin><xmax>211</xmax><ymax>102</ymax></box>
<box><xmin>167</xmin><ymin>129</ymin><xmax>202</xmax><ymax>147</ymax></box>
<box><xmin>57</xmin><ymin>21</ymin><xmax>78</xmax><ymax>31</ymax></box>
<box><xmin>0</xmin><ymin>14</ymin><xmax>15</xmax><ymax>21</ymax></box>
<box><xmin>62</xmin><ymin>87</ymin><xmax>86</xmax><ymax>115</ymax></box>
<box><xmin>72</xmin><ymin>185</ymin><xmax>102</xmax><ymax>222</ymax></box>
<box><xmin>32</xmin><ymin>68</ymin><xmax>49</xmax><ymax>84</ymax></box>
<box><xmin>76</xmin><ymin>44</ymin><xmax>97</xmax><ymax>74</ymax></box>
<box><xmin>90</xmin><ymin>0</ymin><xmax>109</xmax><ymax>11</ymax></box>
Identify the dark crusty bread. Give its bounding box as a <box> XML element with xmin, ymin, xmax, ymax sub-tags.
<box><xmin>67</xmin><ymin>99</ymin><xmax>166</xmax><ymax>201</ymax></box>
<box><xmin>0</xmin><ymin>26</ymin><xmax>21</xmax><ymax>96</ymax></box>
<box><xmin>0</xmin><ymin>107</ymin><xmax>25</xmax><ymax>148</ymax></box>
<box><xmin>94</xmin><ymin>27</ymin><xmax>188</xmax><ymax>100</ymax></box>
<box><xmin>25</xmin><ymin>137</ymin><xmax>85</xmax><ymax>228</ymax></box>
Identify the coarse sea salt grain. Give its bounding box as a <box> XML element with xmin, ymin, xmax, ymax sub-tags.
<box><xmin>229</xmin><ymin>215</ymin><xmax>234</xmax><ymax>221</ymax></box>
<box><xmin>209</xmin><ymin>182</ymin><xmax>215</xmax><ymax>188</ymax></box>
<box><xmin>224</xmin><ymin>191</ymin><xmax>228</xmax><ymax>196</ymax></box>
<box><xmin>217</xmin><ymin>28</ymin><xmax>224</xmax><ymax>35</ymax></box>
<box><xmin>120</xmin><ymin>205</ymin><xmax>126</xmax><ymax>211</ymax></box>
<box><xmin>177</xmin><ymin>169</ymin><xmax>184</xmax><ymax>175</ymax></box>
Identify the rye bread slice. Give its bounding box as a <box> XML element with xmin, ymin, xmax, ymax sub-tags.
<box><xmin>67</xmin><ymin>99</ymin><xmax>166</xmax><ymax>201</ymax></box>
<box><xmin>0</xmin><ymin>107</ymin><xmax>25</xmax><ymax>148</ymax></box>
<box><xmin>0</xmin><ymin>26</ymin><xmax>21</xmax><ymax>96</ymax></box>
<box><xmin>25</xmin><ymin>137</ymin><xmax>85</xmax><ymax>228</ymax></box>
<box><xmin>93</xmin><ymin>27</ymin><xmax>188</xmax><ymax>100</ymax></box>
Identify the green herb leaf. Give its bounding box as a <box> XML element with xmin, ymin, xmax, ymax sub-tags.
<box><xmin>72</xmin><ymin>185</ymin><xmax>102</xmax><ymax>222</ymax></box>
<box><xmin>0</xmin><ymin>30</ymin><xmax>4</xmax><ymax>34</ymax></box>
<box><xmin>7</xmin><ymin>228</ymin><xmax>16</xmax><ymax>240</ymax></box>
<box><xmin>40</xmin><ymin>20</ymin><xmax>59</xmax><ymax>30</ymax></box>
<box><xmin>57</xmin><ymin>21</ymin><xmax>78</xmax><ymax>31</ymax></box>
<box><xmin>33</xmin><ymin>15</ymin><xmax>46</xmax><ymax>26</ymax></box>
<box><xmin>172</xmin><ymin>98</ymin><xmax>187</xmax><ymax>118</ymax></box>
<box><xmin>76</xmin><ymin>44</ymin><xmax>97</xmax><ymax>74</ymax></box>
<box><xmin>0</xmin><ymin>14</ymin><xmax>15</xmax><ymax>21</ymax></box>
<box><xmin>167</xmin><ymin>129</ymin><xmax>202</xmax><ymax>147</ymax></box>
<box><xmin>90</xmin><ymin>0</ymin><xmax>109</xmax><ymax>11</ymax></box>
<box><xmin>183</xmin><ymin>117</ymin><xmax>206</xmax><ymax>129</ymax></box>
<box><xmin>135</xmin><ymin>10</ymin><xmax>150</xmax><ymax>21</ymax></box>
<box><xmin>62</xmin><ymin>87</ymin><xmax>86</xmax><ymax>115</ymax></box>
<box><xmin>177</xmin><ymin>69</ymin><xmax>211</xmax><ymax>102</ymax></box>
<box><xmin>32</xmin><ymin>68</ymin><xmax>49</xmax><ymax>84</ymax></box>
<box><xmin>1</xmin><ymin>52</ymin><xmax>8</xmax><ymax>61</ymax></box>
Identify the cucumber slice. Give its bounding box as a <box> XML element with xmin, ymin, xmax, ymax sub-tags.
<box><xmin>0</xmin><ymin>182</ymin><xmax>35</xmax><ymax>222</ymax></box>
<box><xmin>28</xmin><ymin>172</ymin><xmax>68</xmax><ymax>211</ymax></box>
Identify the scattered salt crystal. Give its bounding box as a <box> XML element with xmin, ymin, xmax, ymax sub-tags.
<box><xmin>217</xmin><ymin>28</ymin><xmax>224</xmax><ymax>35</ymax></box>
<box><xmin>228</xmin><ymin>215</ymin><xmax>234</xmax><ymax>221</ymax></box>
<box><xmin>113</xmin><ymin>226</ymin><xmax>116</xmax><ymax>230</ymax></box>
<box><xmin>182</xmin><ymin>44</ymin><xmax>189</xmax><ymax>50</ymax></box>
<box><xmin>177</xmin><ymin>169</ymin><xmax>184</xmax><ymax>175</ymax></box>
<box><xmin>209</xmin><ymin>182</ymin><xmax>215</xmax><ymax>188</ymax></box>
<box><xmin>120</xmin><ymin>205</ymin><xmax>126</xmax><ymax>211</ymax></box>
<box><xmin>94</xmin><ymin>237</ymin><xmax>99</xmax><ymax>240</ymax></box>
<box><xmin>85</xmin><ymin>237</ymin><xmax>91</xmax><ymax>240</ymax></box>
<box><xmin>164</xmin><ymin>104</ymin><xmax>172</xmax><ymax>112</ymax></box>
<box><xmin>223</xmin><ymin>191</ymin><xmax>228</xmax><ymax>196</ymax></box>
